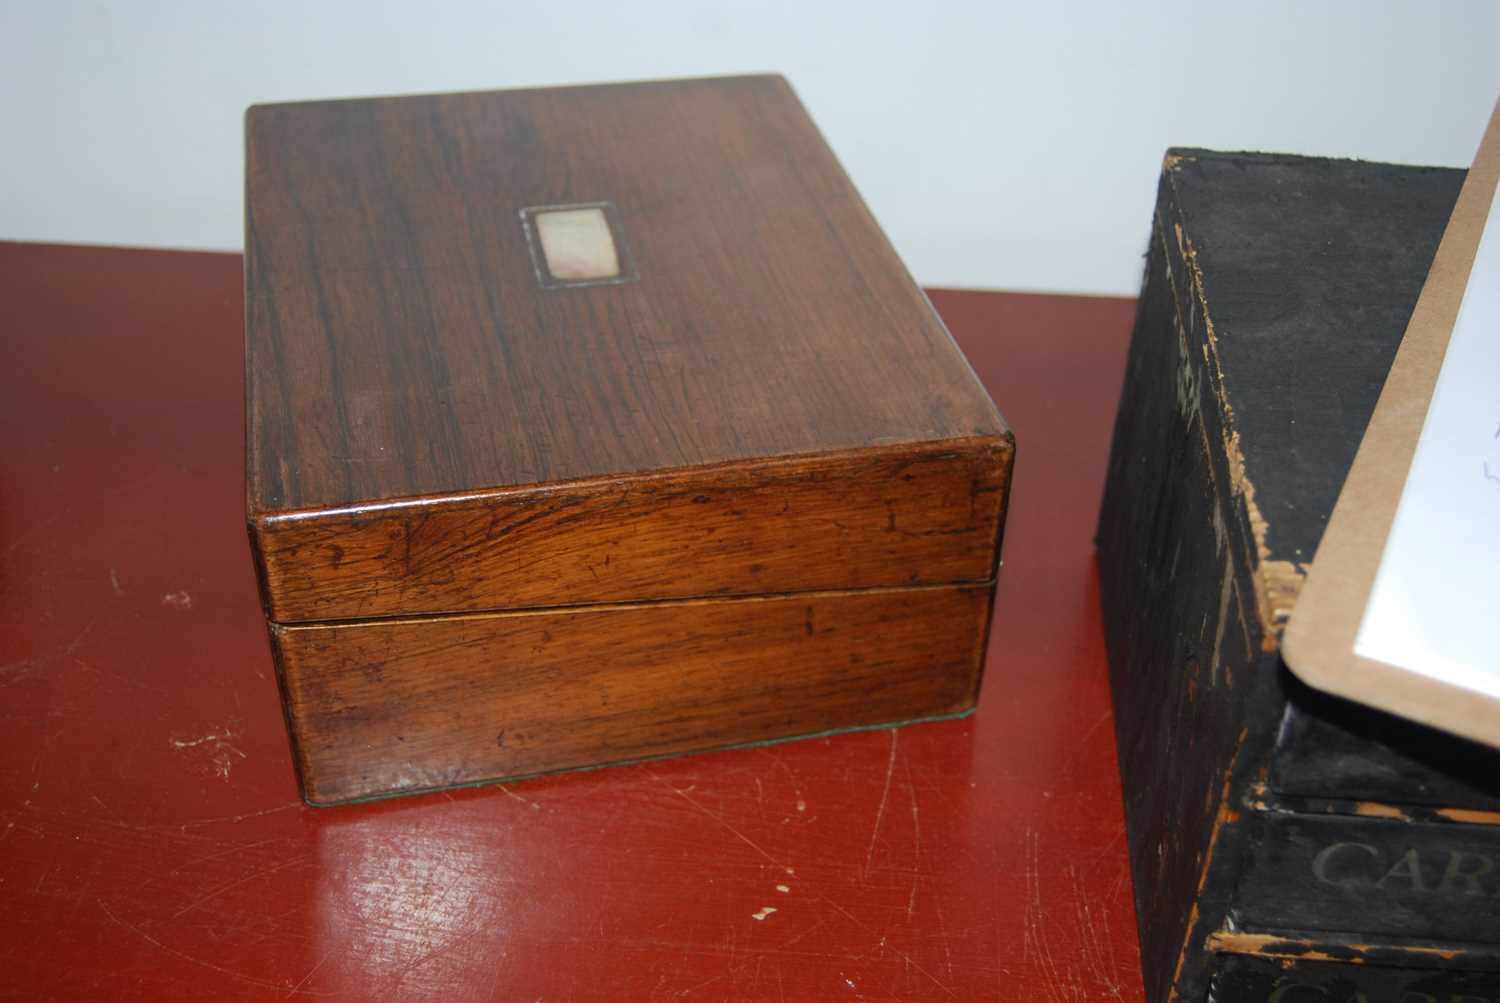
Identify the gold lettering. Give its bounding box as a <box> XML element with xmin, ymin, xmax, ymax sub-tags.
<box><xmin>1437</xmin><ymin>851</ymin><xmax>1495</xmax><ymax>896</ymax></box>
<box><xmin>1379</xmin><ymin>849</ymin><xmax>1430</xmax><ymax>892</ymax></box>
<box><xmin>1312</xmin><ymin>842</ymin><xmax>1379</xmax><ymax>886</ymax></box>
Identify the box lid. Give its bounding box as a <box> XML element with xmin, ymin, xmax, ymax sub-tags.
<box><xmin>245</xmin><ymin>76</ymin><xmax>1011</xmax><ymax>623</ymax></box>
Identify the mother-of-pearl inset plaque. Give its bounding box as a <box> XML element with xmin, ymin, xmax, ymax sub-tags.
<box><xmin>520</xmin><ymin>202</ymin><xmax>636</xmax><ymax>288</ymax></box>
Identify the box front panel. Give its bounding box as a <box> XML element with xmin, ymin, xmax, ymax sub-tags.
<box><xmin>273</xmin><ymin>584</ymin><xmax>992</xmax><ymax>804</ymax></box>
<box><xmin>1228</xmin><ymin>812</ymin><xmax>1500</xmax><ymax>949</ymax></box>
<box><xmin>1207</xmin><ymin>955</ymin><xmax>1500</xmax><ymax>1003</ymax></box>
<box><xmin>254</xmin><ymin>440</ymin><xmax>1010</xmax><ymax>622</ymax></box>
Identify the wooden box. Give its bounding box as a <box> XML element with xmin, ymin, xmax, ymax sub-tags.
<box><xmin>244</xmin><ymin>76</ymin><xmax>1013</xmax><ymax>806</ymax></box>
<box><xmin>1098</xmin><ymin>150</ymin><xmax>1500</xmax><ymax>1002</ymax></box>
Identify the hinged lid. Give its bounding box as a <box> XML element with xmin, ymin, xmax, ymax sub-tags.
<box><xmin>245</xmin><ymin>75</ymin><xmax>1011</xmax><ymax>623</ymax></box>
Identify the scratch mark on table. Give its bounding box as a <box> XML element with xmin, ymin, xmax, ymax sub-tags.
<box><xmin>644</xmin><ymin>766</ymin><xmax>780</xmax><ymax>865</ymax></box>
<box><xmin>773</xmin><ymin>916</ymin><xmax>828</xmax><ymax>953</ymax></box>
<box><xmin>817</xmin><ymin>891</ymin><xmax>956</xmax><ymax>998</ymax></box>
<box><xmin>758</xmin><ymin>747</ymin><xmax>806</xmax><ymax>811</ymax></box>
<box><xmin>672</xmin><ymin>974</ymin><xmax>722</xmax><ymax>998</ymax></box>
<box><xmin>97</xmin><ymin>897</ymin><xmax>330</xmax><ymax>994</ymax></box>
<box><xmin>161</xmin><ymin>590</ymin><xmax>194</xmax><ymax>610</ymax></box>
<box><xmin>643</xmin><ymin>759</ymin><xmax>955</xmax><ymax>998</ymax></box>
<box><xmin>1</xmin><ymin>471</ymin><xmax>161</xmax><ymax>566</ymax></box>
<box><xmin>902</xmin><ymin>749</ymin><xmax>922</xmax><ymax>917</ymax></box>
<box><xmin>2</xmin><ymin>817</ymin><xmax>44</xmax><ymax>842</ymax></box>
<box><xmin>174</xmin><ymin>801</ymin><xmax>302</xmax><ymax>830</ymax></box>
<box><xmin>378</xmin><ymin>917</ymin><xmax>488</xmax><ymax>993</ymax></box>
<box><xmin>932</xmin><ymin>896</ymin><xmax>955</xmax><ymax>982</ymax></box>
<box><xmin>34</xmin><ymin>851</ymin><xmax>66</xmax><ymax>893</ymax></box>
<box><xmin>171</xmin><ymin>725</ymin><xmax>248</xmax><ymax>781</ymax></box>
<box><xmin>169</xmin><ymin>853</ymin><xmax>311</xmax><ymax>918</ymax></box>
<box><xmin>74</xmin><ymin>655</ymin><xmax>170</xmax><ymax>696</ymax></box>
<box><xmin>723</xmin><ymin>916</ymin><xmax>739</xmax><ymax>971</ymax></box>
<box><xmin>864</xmin><ymin>730</ymin><xmax>898</xmax><ymax>875</ymax></box>
<box><xmin>498</xmin><ymin>784</ymin><xmax>542</xmax><ymax>810</ymax></box>
<box><xmin>0</xmin><ymin>615</ymin><xmax>99</xmax><ymax>685</ymax></box>
<box><xmin>285</xmin><ymin>947</ymin><xmax>335</xmax><ymax>999</ymax></box>
<box><xmin>1077</xmin><ymin>710</ymin><xmax>1113</xmax><ymax>748</ymax></box>
<box><xmin>30</xmin><ymin>734</ymin><xmax>51</xmax><ymax>789</ymax></box>
<box><xmin>171</xmin><ymin>729</ymin><xmax>236</xmax><ymax>749</ymax></box>
<box><xmin>1021</xmin><ymin>829</ymin><xmax>1072</xmax><ymax>1003</ymax></box>
<box><xmin>1070</xmin><ymin>862</ymin><xmax>1125</xmax><ymax>1001</ymax></box>
<box><xmin>88</xmin><ymin>793</ymin><xmax>136</xmax><ymax>830</ymax></box>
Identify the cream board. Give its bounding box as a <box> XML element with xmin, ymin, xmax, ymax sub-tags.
<box><xmin>1355</xmin><ymin>180</ymin><xmax>1500</xmax><ymax>701</ymax></box>
<box><xmin>1283</xmin><ymin>98</ymin><xmax>1500</xmax><ymax>749</ymax></box>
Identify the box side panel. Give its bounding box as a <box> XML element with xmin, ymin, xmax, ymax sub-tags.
<box><xmin>1097</xmin><ymin>181</ymin><xmax>1267</xmax><ymax>1003</ymax></box>
<box><xmin>254</xmin><ymin>437</ymin><xmax>1011</xmax><ymax>623</ymax></box>
<box><xmin>271</xmin><ymin>583</ymin><xmax>993</xmax><ymax>805</ymax></box>
<box><xmin>1163</xmin><ymin>152</ymin><xmax>1463</xmax><ymax>578</ymax></box>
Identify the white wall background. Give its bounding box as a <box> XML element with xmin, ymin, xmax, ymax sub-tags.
<box><xmin>2</xmin><ymin>1</ymin><xmax>1497</xmax><ymax>294</ymax></box>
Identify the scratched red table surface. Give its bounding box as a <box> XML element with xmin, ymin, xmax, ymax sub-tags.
<box><xmin>0</xmin><ymin>241</ymin><xmax>1141</xmax><ymax>1002</ymax></box>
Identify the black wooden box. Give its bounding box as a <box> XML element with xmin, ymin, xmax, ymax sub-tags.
<box><xmin>1098</xmin><ymin>150</ymin><xmax>1500</xmax><ymax>1003</ymax></box>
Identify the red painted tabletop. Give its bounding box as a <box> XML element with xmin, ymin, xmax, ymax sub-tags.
<box><xmin>0</xmin><ymin>241</ymin><xmax>1141</xmax><ymax>1002</ymax></box>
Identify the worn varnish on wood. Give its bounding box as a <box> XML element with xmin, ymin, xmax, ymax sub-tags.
<box><xmin>1097</xmin><ymin>151</ymin><xmax>1500</xmax><ymax>1003</ymax></box>
<box><xmin>245</xmin><ymin>76</ymin><xmax>1013</xmax><ymax>805</ymax></box>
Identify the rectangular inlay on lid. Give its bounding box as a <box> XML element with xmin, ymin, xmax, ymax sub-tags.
<box><xmin>521</xmin><ymin>202</ymin><xmax>635</xmax><ymax>288</ymax></box>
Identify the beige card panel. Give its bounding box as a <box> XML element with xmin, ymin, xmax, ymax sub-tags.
<box><xmin>1282</xmin><ymin>97</ymin><xmax>1500</xmax><ymax>749</ymax></box>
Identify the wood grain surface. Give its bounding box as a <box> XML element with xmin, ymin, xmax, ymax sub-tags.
<box><xmin>245</xmin><ymin>78</ymin><xmax>1009</xmax><ymax>621</ymax></box>
<box><xmin>277</xmin><ymin>584</ymin><xmax>992</xmax><ymax>804</ymax></box>
<box><xmin>0</xmin><ymin>242</ymin><xmax>1139</xmax><ymax>1002</ymax></box>
<box><xmin>255</xmin><ymin>439</ymin><xmax>1008</xmax><ymax>622</ymax></box>
<box><xmin>246</xmin><ymin>78</ymin><xmax>1014</xmax><ymax>799</ymax></box>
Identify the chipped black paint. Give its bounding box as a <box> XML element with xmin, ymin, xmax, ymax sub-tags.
<box><xmin>1098</xmin><ymin>151</ymin><xmax>1500</xmax><ymax>1003</ymax></box>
